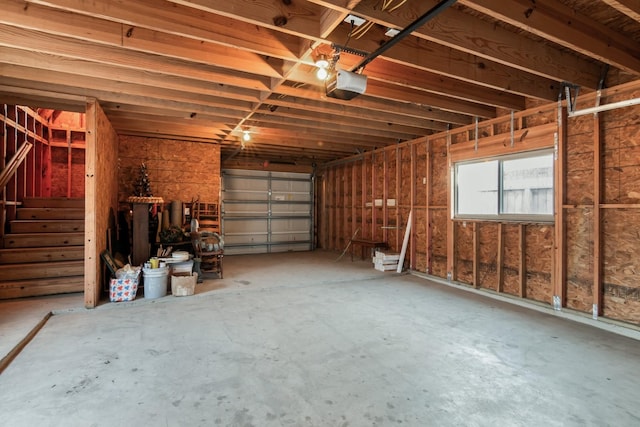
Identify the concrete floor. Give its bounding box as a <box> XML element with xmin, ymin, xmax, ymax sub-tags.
<box><xmin>1</xmin><ymin>250</ymin><xmax>639</xmax><ymax>426</ymax></box>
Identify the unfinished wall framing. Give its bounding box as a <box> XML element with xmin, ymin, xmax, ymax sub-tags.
<box><xmin>1</xmin><ymin>105</ymin><xmax>50</xmax><ymax>241</ymax></box>
<box><xmin>320</xmin><ymin>80</ymin><xmax>640</xmax><ymax>327</ymax></box>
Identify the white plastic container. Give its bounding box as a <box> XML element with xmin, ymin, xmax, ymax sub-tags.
<box><xmin>171</xmin><ymin>260</ymin><xmax>194</xmax><ymax>275</ymax></box>
<box><xmin>143</xmin><ymin>266</ymin><xmax>169</xmax><ymax>299</ymax></box>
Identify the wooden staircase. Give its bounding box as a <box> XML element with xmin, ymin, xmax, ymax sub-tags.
<box><xmin>0</xmin><ymin>197</ymin><xmax>85</xmax><ymax>299</ymax></box>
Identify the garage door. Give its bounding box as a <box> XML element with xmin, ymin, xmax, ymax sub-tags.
<box><xmin>221</xmin><ymin>169</ymin><xmax>313</xmax><ymax>255</ymax></box>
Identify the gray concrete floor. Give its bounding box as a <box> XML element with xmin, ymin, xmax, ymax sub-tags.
<box><xmin>1</xmin><ymin>250</ymin><xmax>639</xmax><ymax>427</ymax></box>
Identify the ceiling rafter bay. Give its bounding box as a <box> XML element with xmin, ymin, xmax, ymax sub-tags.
<box><xmin>0</xmin><ymin>0</ymin><xmax>637</xmax><ymax>165</ymax></box>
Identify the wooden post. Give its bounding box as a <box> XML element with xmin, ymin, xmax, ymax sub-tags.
<box><xmin>84</xmin><ymin>100</ymin><xmax>98</xmax><ymax>309</ymax></box>
<box><xmin>553</xmin><ymin>105</ymin><xmax>568</xmax><ymax>309</ymax></box>
<box><xmin>362</xmin><ymin>156</ymin><xmax>367</xmax><ymax>239</ymax></box>
<box><xmin>593</xmin><ymin>112</ymin><xmax>603</xmax><ymax>318</ymax></box>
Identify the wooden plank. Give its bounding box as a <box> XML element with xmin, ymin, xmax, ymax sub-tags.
<box><xmin>17</xmin><ymin>208</ymin><xmax>86</xmax><ymax>220</ymax></box>
<box><xmin>383</xmin><ymin>150</ymin><xmax>389</xmax><ymax>245</ymax></box>
<box><xmin>593</xmin><ymin>113</ymin><xmax>603</xmax><ymax>318</ymax></box>
<box><xmin>3</xmin><ymin>232</ymin><xmax>84</xmax><ymax>248</ymax></box>
<box><xmin>0</xmin><ymin>246</ymin><xmax>84</xmax><ymax>264</ymax></box>
<box><xmin>22</xmin><ymin>197</ymin><xmax>84</xmax><ymax>208</ymax></box>
<box><xmin>0</xmin><ymin>141</ymin><xmax>32</xmax><ymax>189</ymax></box>
<box><xmin>0</xmin><ymin>276</ymin><xmax>84</xmax><ymax>299</ymax></box>
<box><xmin>0</xmin><ymin>260</ymin><xmax>84</xmax><ymax>280</ymax></box>
<box><xmin>449</xmin><ymin>123</ymin><xmax>557</xmax><ymax>162</ymax></box>
<box><xmin>9</xmin><ymin>219</ymin><xmax>84</xmax><ymax>234</ymax></box>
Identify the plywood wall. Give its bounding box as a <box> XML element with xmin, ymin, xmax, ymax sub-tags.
<box><xmin>85</xmin><ymin>100</ymin><xmax>119</xmax><ymax>308</ymax></box>
<box><xmin>320</xmin><ymin>80</ymin><xmax>640</xmax><ymax>327</ymax></box>
<box><xmin>118</xmin><ymin>135</ymin><xmax>220</xmax><ymax>205</ymax></box>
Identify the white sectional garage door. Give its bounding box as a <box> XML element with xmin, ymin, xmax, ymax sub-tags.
<box><xmin>221</xmin><ymin>169</ymin><xmax>313</xmax><ymax>255</ymax></box>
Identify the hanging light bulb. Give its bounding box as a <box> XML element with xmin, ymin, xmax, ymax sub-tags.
<box><xmin>242</xmin><ymin>130</ymin><xmax>251</xmax><ymax>142</ymax></box>
<box><xmin>316</xmin><ymin>66</ymin><xmax>329</xmax><ymax>80</ymax></box>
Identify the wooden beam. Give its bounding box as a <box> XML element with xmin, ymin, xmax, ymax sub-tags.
<box><xmin>344</xmin><ymin>0</ymin><xmax>601</xmax><ymax>89</ymax></box>
<box><xmin>461</xmin><ymin>0</ymin><xmax>640</xmax><ymax>75</ymax></box>
<box><xmin>24</xmin><ymin>0</ymin><xmax>300</xmax><ymax>60</ymax></box>
<box><xmin>327</xmin><ymin>24</ymin><xmax>561</xmax><ymax>101</ymax></box>
<box><xmin>0</xmin><ymin>25</ymin><xmax>272</xmax><ymax>93</ymax></box>
<box><xmin>601</xmin><ymin>0</ymin><xmax>640</xmax><ymax>22</ymax></box>
<box><xmin>272</xmin><ymin>84</ymin><xmax>471</xmax><ymax>127</ymax></box>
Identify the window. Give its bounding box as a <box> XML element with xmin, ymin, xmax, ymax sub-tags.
<box><xmin>454</xmin><ymin>150</ymin><xmax>554</xmax><ymax>221</ymax></box>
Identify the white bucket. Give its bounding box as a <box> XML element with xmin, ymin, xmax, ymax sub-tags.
<box><xmin>143</xmin><ymin>266</ymin><xmax>169</xmax><ymax>299</ymax></box>
<box><xmin>171</xmin><ymin>260</ymin><xmax>194</xmax><ymax>275</ymax></box>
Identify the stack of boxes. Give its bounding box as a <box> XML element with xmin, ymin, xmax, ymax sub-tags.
<box><xmin>373</xmin><ymin>251</ymin><xmax>400</xmax><ymax>272</ymax></box>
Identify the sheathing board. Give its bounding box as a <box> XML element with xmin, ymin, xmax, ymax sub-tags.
<box><xmin>118</xmin><ymin>135</ymin><xmax>220</xmax><ymax>204</ymax></box>
<box><xmin>321</xmin><ymin>81</ymin><xmax>640</xmax><ymax>326</ymax></box>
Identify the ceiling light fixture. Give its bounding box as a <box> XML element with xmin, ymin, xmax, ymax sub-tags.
<box><xmin>316</xmin><ymin>66</ymin><xmax>329</xmax><ymax>80</ymax></box>
<box><xmin>242</xmin><ymin>130</ymin><xmax>251</xmax><ymax>142</ymax></box>
<box><xmin>314</xmin><ymin>53</ymin><xmax>330</xmax><ymax>81</ymax></box>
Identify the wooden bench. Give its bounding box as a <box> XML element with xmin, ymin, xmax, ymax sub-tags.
<box><xmin>350</xmin><ymin>239</ymin><xmax>388</xmax><ymax>261</ymax></box>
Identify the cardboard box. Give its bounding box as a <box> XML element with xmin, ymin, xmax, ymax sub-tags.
<box><xmin>171</xmin><ymin>272</ymin><xmax>198</xmax><ymax>296</ymax></box>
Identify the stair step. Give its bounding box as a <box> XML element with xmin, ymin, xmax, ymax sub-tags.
<box><xmin>17</xmin><ymin>208</ymin><xmax>85</xmax><ymax>220</ymax></box>
<box><xmin>0</xmin><ymin>276</ymin><xmax>84</xmax><ymax>299</ymax></box>
<box><xmin>22</xmin><ymin>197</ymin><xmax>84</xmax><ymax>209</ymax></box>
<box><xmin>0</xmin><ymin>261</ymin><xmax>84</xmax><ymax>281</ymax></box>
<box><xmin>0</xmin><ymin>247</ymin><xmax>84</xmax><ymax>264</ymax></box>
<box><xmin>3</xmin><ymin>232</ymin><xmax>84</xmax><ymax>248</ymax></box>
<box><xmin>10</xmin><ymin>220</ymin><xmax>84</xmax><ymax>234</ymax></box>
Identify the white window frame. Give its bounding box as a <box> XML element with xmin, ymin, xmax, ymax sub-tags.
<box><xmin>453</xmin><ymin>149</ymin><xmax>554</xmax><ymax>223</ymax></box>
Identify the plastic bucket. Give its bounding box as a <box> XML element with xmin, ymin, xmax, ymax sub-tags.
<box><xmin>171</xmin><ymin>260</ymin><xmax>194</xmax><ymax>275</ymax></box>
<box><xmin>143</xmin><ymin>266</ymin><xmax>169</xmax><ymax>299</ymax></box>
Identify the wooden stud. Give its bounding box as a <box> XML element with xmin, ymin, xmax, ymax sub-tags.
<box><xmin>593</xmin><ymin>112</ymin><xmax>603</xmax><ymax>318</ymax></box>
<box><xmin>396</xmin><ymin>144</ymin><xmax>401</xmax><ymax>251</ymax></box>
<box><xmin>497</xmin><ymin>223</ymin><xmax>504</xmax><ymax>293</ymax></box>
<box><xmin>425</xmin><ymin>138</ymin><xmax>432</xmax><ymax>274</ymax></box>
<box><xmin>446</xmin><ymin>135</ymin><xmax>455</xmax><ymax>281</ymax></box>
<box><xmin>473</xmin><ymin>222</ymin><xmax>479</xmax><ymax>288</ymax></box>
<box><xmin>553</xmin><ymin>105</ymin><xmax>568</xmax><ymax>309</ymax></box>
<box><xmin>383</xmin><ymin>149</ymin><xmax>389</xmax><ymax>244</ymax></box>
<box><xmin>519</xmin><ymin>223</ymin><xmax>526</xmax><ymax>298</ymax></box>
<box><xmin>410</xmin><ymin>142</ymin><xmax>416</xmax><ymax>270</ymax></box>
<box><xmin>371</xmin><ymin>152</ymin><xmax>377</xmax><ymax>240</ymax></box>
<box><xmin>351</xmin><ymin>162</ymin><xmax>357</xmax><ymax>241</ymax></box>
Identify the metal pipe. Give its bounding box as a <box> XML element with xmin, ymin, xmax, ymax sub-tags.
<box><xmin>351</xmin><ymin>0</ymin><xmax>458</xmax><ymax>73</ymax></box>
